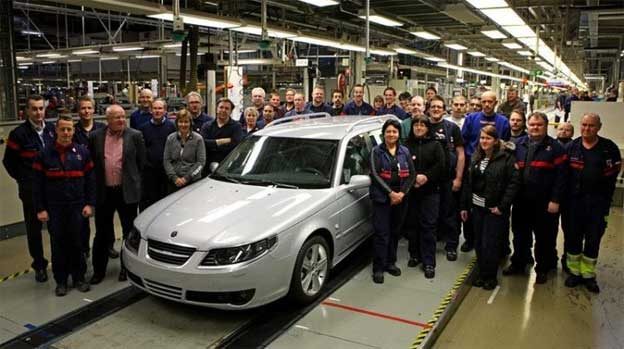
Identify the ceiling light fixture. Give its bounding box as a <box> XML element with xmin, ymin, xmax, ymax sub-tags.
<box><xmin>481</xmin><ymin>28</ymin><xmax>507</xmax><ymax>39</ymax></box>
<box><xmin>358</xmin><ymin>11</ymin><xmax>403</xmax><ymax>27</ymax></box>
<box><xmin>149</xmin><ymin>13</ymin><xmax>241</xmax><ymax>29</ymax></box>
<box><xmin>72</xmin><ymin>49</ymin><xmax>99</xmax><ymax>55</ymax></box>
<box><xmin>465</xmin><ymin>0</ymin><xmax>509</xmax><ymax>9</ymax></box>
<box><xmin>467</xmin><ymin>51</ymin><xmax>486</xmax><ymax>57</ymax></box>
<box><xmin>36</xmin><ymin>53</ymin><xmax>62</xmax><ymax>58</ymax></box>
<box><xmin>231</xmin><ymin>25</ymin><xmax>297</xmax><ymax>39</ymax></box>
<box><xmin>296</xmin><ymin>0</ymin><xmax>339</xmax><ymax>7</ymax></box>
<box><xmin>502</xmin><ymin>25</ymin><xmax>537</xmax><ymax>38</ymax></box>
<box><xmin>485</xmin><ymin>56</ymin><xmax>500</xmax><ymax>62</ymax></box>
<box><xmin>480</xmin><ymin>8</ymin><xmax>525</xmax><ymax>26</ymax></box>
<box><xmin>502</xmin><ymin>40</ymin><xmax>523</xmax><ymax>49</ymax></box>
<box><xmin>444</xmin><ymin>42</ymin><xmax>467</xmax><ymax>50</ymax></box>
<box><xmin>112</xmin><ymin>46</ymin><xmax>143</xmax><ymax>52</ymax></box>
<box><xmin>410</xmin><ymin>29</ymin><xmax>440</xmax><ymax>40</ymax></box>
<box><xmin>517</xmin><ymin>50</ymin><xmax>533</xmax><ymax>56</ymax></box>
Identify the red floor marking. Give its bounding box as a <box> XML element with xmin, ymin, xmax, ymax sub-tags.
<box><xmin>321</xmin><ymin>300</ymin><xmax>432</xmax><ymax>328</ymax></box>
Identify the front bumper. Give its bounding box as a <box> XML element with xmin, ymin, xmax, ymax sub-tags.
<box><xmin>122</xmin><ymin>239</ymin><xmax>295</xmax><ymax>310</ymax></box>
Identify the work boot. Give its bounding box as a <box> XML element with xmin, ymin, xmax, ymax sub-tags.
<box><xmin>483</xmin><ymin>279</ymin><xmax>498</xmax><ymax>290</ymax></box>
<box><xmin>408</xmin><ymin>258</ymin><xmax>421</xmax><ymax>268</ymax></box>
<box><xmin>385</xmin><ymin>265</ymin><xmax>401</xmax><ymax>277</ymax></box>
<box><xmin>446</xmin><ymin>250</ymin><xmax>458</xmax><ymax>262</ymax></box>
<box><xmin>424</xmin><ymin>265</ymin><xmax>435</xmax><ymax>279</ymax></box>
<box><xmin>460</xmin><ymin>241</ymin><xmax>473</xmax><ymax>252</ymax></box>
<box><xmin>75</xmin><ymin>281</ymin><xmax>91</xmax><ymax>293</ymax></box>
<box><xmin>373</xmin><ymin>272</ymin><xmax>384</xmax><ymax>284</ymax></box>
<box><xmin>35</xmin><ymin>269</ymin><xmax>48</xmax><ymax>283</ymax></box>
<box><xmin>55</xmin><ymin>284</ymin><xmax>68</xmax><ymax>297</ymax></box>
<box><xmin>584</xmin><ymin>278</ymin><xmax>600</xmax><ymax>293</ymax></box>
<box><xmin>564</xmin><ymin>274</ymin><xmax>583</xmax><ymax>288</ymax></box>
<box><xmin>535</xmin><ymin>272</ymin><xmax>548</xmax><ymax>284</ymax></box>
<box><xmin>472</xmin><ymin>277</ymin><xmax>484</xmax><ymax>288</ymax></box>
<box><xmin>109</xmin><ymin>247</ymin><xmax>120</xmax><ymax>259</ymax></box>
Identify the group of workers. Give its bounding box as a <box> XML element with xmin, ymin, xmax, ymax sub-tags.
<box><xmin>3</xmin><ymin>84</ymin><xmax>620</xmax><ymax>298</ymax></box>
<box><xmin>369</xmin><ymin>88</ymin><xmax>620</xmax><ymax>294</ymax></box>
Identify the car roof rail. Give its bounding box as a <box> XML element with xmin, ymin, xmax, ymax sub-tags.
<box><xmin>264</xmin><ymin>112</ymin><xmax>332</xmax><ymax>128</ymax></box>
<box><xmin>345</xmin><ymin>114</ymin><xmax>400</xmax><ymax>133</ymax></box>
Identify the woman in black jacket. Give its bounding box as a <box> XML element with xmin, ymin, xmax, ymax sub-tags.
<box><xmin>404</xmin><ymin>115</ymin><xmax>445</xmax><ymax>278</ymax></box>
<box><xmin>460</xmin><ymin>125</ymin><xmax>519</xmax><ymax>290</ymax></box>
<box><xmin>369</xmin><ymin>119</ymin><xmax>416</xmax><ymax>284</ymax></box>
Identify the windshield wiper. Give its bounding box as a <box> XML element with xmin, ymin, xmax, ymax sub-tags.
<box><xmin>241</xmin><ymin>179</ymin><xmax>299</xmax><ymax>189</ymax></box>
<box><xmin>210</xmin><ymin>173</ymin><xmax>241</xmax><ymax>184</ymax></box>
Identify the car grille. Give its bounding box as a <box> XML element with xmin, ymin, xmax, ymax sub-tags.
<box><xmin>144</xmin><ymin>278</ymin><xmax>183</xmax><ymax>299</ymax></box>
<box><xmin>147</xmin><ymin>239</ymin><xmax>196</xmax><ymax>266</ymax></box>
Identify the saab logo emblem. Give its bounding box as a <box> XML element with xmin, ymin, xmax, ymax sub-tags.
<box><xmin>170</xmin><ymin>231</ymin><xmax>178</xmax><ymax>238</ymax></box>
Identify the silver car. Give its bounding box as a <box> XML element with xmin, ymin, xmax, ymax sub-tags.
<box><xmin>122</xmin><ymin>114</ymin><xmax>394</xmax><ymax>309</ymax></box>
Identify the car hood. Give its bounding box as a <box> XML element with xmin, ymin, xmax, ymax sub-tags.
<box><xmin>135</xmin><ymin>179</ymin><xmax>334</xmax><ymax>250</ymax></box>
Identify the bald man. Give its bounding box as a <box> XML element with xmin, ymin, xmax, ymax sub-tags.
<box><xmin>89</xmin><ymin>104</ymin><xmax>146</xmax><ymax>284</ymax></box>
<box><xmin>564</xmin><ymin>113</ymin><xmax>621</xmax><ymax>293</ymax></box>
<box><xmin>461</xmin><ymin>91</ymin><xmax>511</xmax><ymax>159</ymax></box>
<box><xmin>401</xmin><ymin>96</ymin><xmax>425</xmax><ymax>142</ymax></box>
<box><xmin>130</xmin><ymin>89</ymin><xmax>154</xmax><ymax>129</ymax></box>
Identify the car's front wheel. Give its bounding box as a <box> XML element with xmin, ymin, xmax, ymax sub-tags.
<box><xmin>289</xmin><ymin>236</ymin><xmax>330</xmax><ymax>304</ymax></box>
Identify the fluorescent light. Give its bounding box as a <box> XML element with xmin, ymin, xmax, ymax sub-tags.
<box><xmin>296</xmin><ymin>0</ymin><xmax>338</xmax><ymax>6</ymax></box>
<box><xmin>18</xmin><ymin>62</ymin><xmax>33</xmax><ymax>66</ymax></box>
<box><xmin>163</xmin><ymin>43</ymin><xmax>182</xmax><ymax>48</ymax></box>
<box><xmin>175</xmin><ymin>52</ymin><xmax>206</xmax><ymax>56</ymax></box>
<box><xmin>465</xmin><ymin>0</ymin><xmax>509</xmax><ymax>9</ymax></box>
<box><xmin>224</xmin><ymin>49</ymin><xmax>257</xmax><ymax>54</ymax></box>
<box><xmin>231</xmin><ymin>25</ymin><xmax>297</xmax><ymax>39</ymax></box>
<box><xmin>22</xmin><ymin>30</ymin><xmax>42</xmax><ymax>36</ymax></box>
<box><xmin>481</xmin><ymin>8</ymin><xmax>525</xmax><ymax>26</ymax></box>
<box><xmin>36</xmin><ymin>53</ymin><xmax>62</xmax><ymax>58</ymax></box>
<box><xmin>502</xmin><ymin>25</ymin><xmax>536</xmax><ymax>38</ymax></box>
<box><xmin>537</xmin><ymin>61</ymin><xmax>554</xmax><ymax>71</ymax></box>
<box><xmin>18</xmin><ymin>65</ymin><xmax>30</xmax><ymax>70</ymax></box>
<box><xmin>293</xmin><ymin>35</ymin><xmax>366</xmax><ymax>52</ymax></box>
<box><xmin>502</xmin><ymin>40</ymin><xmax>522</xmax><ymax>49</ymax></box>
<box><xmin>113</xmin><ymin>46</ymin><xmax>143</xmax><ymax>52</ymax></box>
<box><xmin>41</xmin><ymin>61</ymin><xmax>56</xmax><ymax>64</ymax></box>
<box><xmin>136</xmin><ymin>55</ymin><xmax>160</xmax><ymax>59</ymax></box>
<box><xmin>498</xmin><ymin>61</ymin><xmax>530</xmax><ymax>74</ymax></box>
<box><xmin>72</xmin><ymin>49</ymin><xmax>99</xmax><ymax>55</ymax></box>
<box><xmin>424</xmin><ymin>56</ymin><xmax>446</xmax><ymax>62</ymax></box>
<box><xmin>481</xmin><ymin>29</ymin><xmax>507</xmax><ymax>39</ymax></box>
<box><xmin>517</xmin><ymin>50</ymin><xmax>533</xmax><ymax>56</ymax></box>
<box><xmin>467</xmin><ymin>51</ymin><xmax>486</xmax><ymax>57</ymax></box>
<box><xmin>394</xmin><ymin>47</ymin><xmax>417</xmax><ymax>55</ymax></box>
<box><xmin>100</xmin><ymin>56</ymin><xmax>118</xmax><ymax>61</ymax></box>
<box><xmin>149</xmin><ymin>13</ymin><xmax>240</xmax><ymax>29</ymax></box>
<box><xmin>485</xmin><ymin>56</ymin><xmax>500</xmax><ymax>62</ymax></box>
<box><xmin>358</xmin><ymin>14</ymin><xmax>403</xmax><ymax>27</ymax></box>
<box><xmin>410</xmin><ymin>31</ymin><xmax>440</xmax><ymax>40</ymax></box>
<box><xmin>444</xmin><ymin>42</ymin><xmax>467</xmax><ymax>50</ymax></box>
<box><xmin>67</xmin><ymin>59</ymin><xmax>82</xmax><ymax>63</ymax></box>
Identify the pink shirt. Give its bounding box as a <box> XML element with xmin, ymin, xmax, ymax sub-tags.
<box><xmin>104</xmin><ymin>129</ymin><xmax>124</xmax><ymax>186</ymax></box>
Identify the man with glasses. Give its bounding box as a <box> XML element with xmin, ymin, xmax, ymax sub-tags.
<box><xmin>185</xmin><ymin>91</ymin><xmax>214</xmax><ymax>134</ymax></box>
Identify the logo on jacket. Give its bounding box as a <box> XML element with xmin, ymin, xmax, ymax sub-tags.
<box><xmin>170</xmin><ymin>231</ymin><xmax>178</xmax><ymax>238</ymax></box>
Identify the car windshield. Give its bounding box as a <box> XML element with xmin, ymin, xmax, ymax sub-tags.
<box><xmin>213</xmin><ymin>136</ymin><xmax>338</xmax><ymax>189</ymax></box>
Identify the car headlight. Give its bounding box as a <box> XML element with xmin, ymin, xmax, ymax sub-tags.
<box><xmin>125</xmin><ymin>226</ymin><xmax>141</xmax><ymax>254</ymax></box>
<box><xmin>200</xmin><ymin>236</ymin><xmax>277</xmax><ymax>266</ymax></box>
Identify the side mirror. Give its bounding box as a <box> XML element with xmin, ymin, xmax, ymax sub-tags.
<box><xmin>348</xmin><ymin>175</ymin><xmax>371</xmax><ymax>188</ymax></box>
<box><xmin>209</xmin><ymin>162</ymin><xmax>219</xmax><ymax>173</ymax></box>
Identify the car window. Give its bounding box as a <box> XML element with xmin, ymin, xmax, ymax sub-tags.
<box><xmin>214</xmin><ymin>136</ymin><xmax>338</xmax><ymax>189</ymax></box>
<box><xmin>341</xmin><ymin>133</ymin><xmax>371</xmax><ymax>184</ymax></box>
<box><xmin>368</xmin><ymin>130</ymin><xmax>381</xmax><ymax>146</ymax></box>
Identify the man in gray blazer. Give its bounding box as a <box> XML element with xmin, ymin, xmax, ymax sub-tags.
<box><xmin>89</xmin><ymin>104</ymin><xmax>146</xmax><ymax>284</ymax></box>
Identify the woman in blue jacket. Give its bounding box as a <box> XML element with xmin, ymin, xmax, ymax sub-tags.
<box><xmin>369</xmin><ymin>119</ymin><xmax>416</xmax><ymax>284</ymax></box>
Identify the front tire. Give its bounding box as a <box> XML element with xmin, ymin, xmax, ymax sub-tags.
<box><xmin>289</xmin><ymin>236</ymin><xmax>331</xmax><ymax>304</ymax></box>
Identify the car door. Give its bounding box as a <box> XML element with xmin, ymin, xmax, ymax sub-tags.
<box><xmin>335</xmin><ymin>133</ymin><xmax>372</xmax><ymax>256</ymax></box>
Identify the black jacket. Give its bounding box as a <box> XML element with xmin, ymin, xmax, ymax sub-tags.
<box><xmin>461</xmin><ymin>142</ymin><xmax>520</xmax><ymax>212</ymax></box>
<box><xmin>404</xmin><ymin>136</ymin><xmax>445</xmax><ymax>194</ymax></box>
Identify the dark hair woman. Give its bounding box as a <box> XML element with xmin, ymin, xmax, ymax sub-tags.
<box><xmin>369</xmin><ymin>119</ymin><xmax>416</xmax><ymax>284</ymax></box>
<box><xmin>404</xmin><ymin>115</ymin><xmax>446</xmax><ymax>278</ymax></box>
<box><xmin>460</xmin><ymin>125</ymin><xmax>519</xmax><ymax>290</ymax></box>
